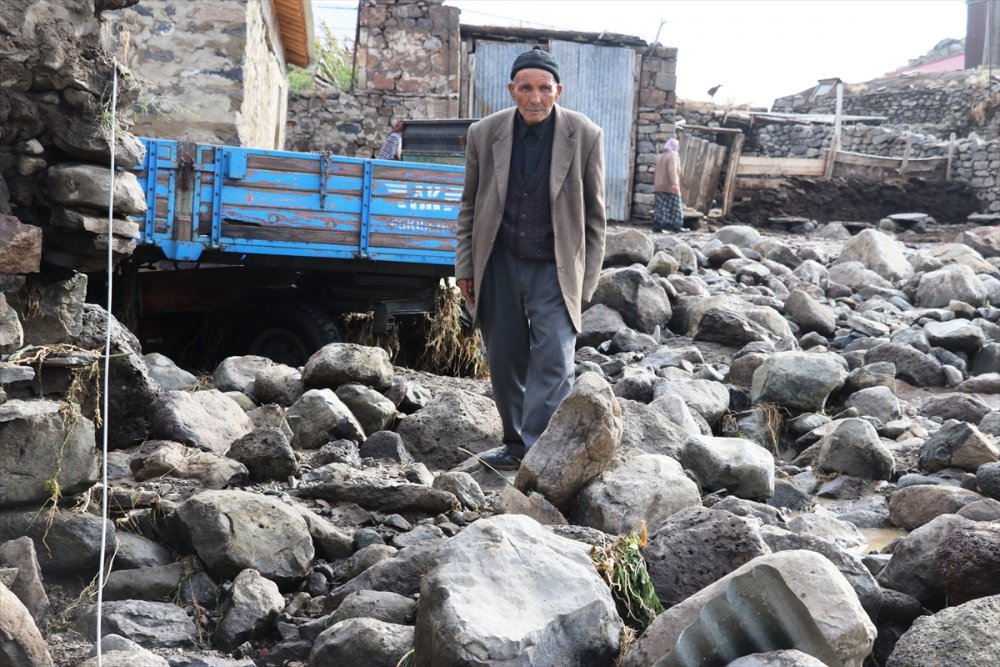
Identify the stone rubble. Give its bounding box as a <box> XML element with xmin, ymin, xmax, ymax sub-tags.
<box><xmin>2</xmin><ymin>217</ymin><xmax>999</xmax><ymax>666</ymax></box>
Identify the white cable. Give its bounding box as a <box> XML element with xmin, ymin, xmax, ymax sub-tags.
<box><xmin>95</xmin><ymin>56</ymin><xmax>119</xmax><ymax>667</ymax></box>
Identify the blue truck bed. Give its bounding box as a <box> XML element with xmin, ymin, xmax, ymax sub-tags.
<box><xmin>133</xmin><ymin>138</ymin><xmax>464</xmax><ymax>272</ymax></box>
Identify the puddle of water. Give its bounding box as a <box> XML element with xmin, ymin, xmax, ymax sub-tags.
<box><xmin>859</xmin><ymin>527</ymin><xmax>906</xmax><ymax>552</ymax></box>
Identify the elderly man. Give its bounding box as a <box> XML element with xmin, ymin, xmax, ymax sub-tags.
<box><xmin>455</xmin><ymin>46</ymin><xmax>607</xmax><ymax>470</ymax></box>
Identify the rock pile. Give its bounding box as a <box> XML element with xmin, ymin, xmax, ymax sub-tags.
<box><xmin>2</xmin><ymin>219</ymin><xmax>998</xmax><ymax>666</ymax></box>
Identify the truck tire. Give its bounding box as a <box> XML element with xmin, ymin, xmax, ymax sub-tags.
<box><xmin>242</xmin><ymin>301</ymin><xmax>341</xmax><ymax>367</ymax></box>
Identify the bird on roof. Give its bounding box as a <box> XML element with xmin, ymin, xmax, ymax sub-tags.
<box><xmin>707</xmin><ymin>84</ymin><xmax>722</xmax><ymax>100</ymax></box>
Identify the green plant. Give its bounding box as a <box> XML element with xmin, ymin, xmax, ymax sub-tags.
<box><xmin>287</xmin><ymin>21</ymin><xmax>356</xmax><ymax>93</ymax></box>
<box><xmin>591</xmin><ymin>523</ymin><xmax>664</xmax><ymax>630</ymax></box>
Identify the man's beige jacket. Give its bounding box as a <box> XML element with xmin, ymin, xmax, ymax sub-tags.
<box><xmin>455</xmin><ymin>105</ymin><xmax>607</xmax><ymax>332</ymax></box>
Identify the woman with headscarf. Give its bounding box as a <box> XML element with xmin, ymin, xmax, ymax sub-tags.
<box><xmin>652</xmin><ymin>137</ymin><xmax>684</xmax><ymax>232</ymax></box>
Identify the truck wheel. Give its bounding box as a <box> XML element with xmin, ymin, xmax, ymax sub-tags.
<box><xmin>243</xmin><ymin>302</ymin><xmax>341</xmax><ymax>367</ymax></box>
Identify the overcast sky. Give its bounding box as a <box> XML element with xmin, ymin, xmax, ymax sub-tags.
<box><xmin>312</xmin><ymin>0</ymin><xmax>968</xmax><ymax>109</ymax></box>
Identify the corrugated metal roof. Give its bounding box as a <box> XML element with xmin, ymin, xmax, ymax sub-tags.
<box><xmin>273</xmin><ymin>0</ymin><xmax>314</xmax><ymax>68</ymax></box>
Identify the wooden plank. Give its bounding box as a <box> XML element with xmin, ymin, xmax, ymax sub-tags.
<box><xmin>834</xmin><ymin>151</ymin><xmax>948</xmax><ymax>167</ymax></box>
<box><xmin>736</xmin><ymin>177</ymin><xmax>789</xmax><ymax>190</ymax></box>
<box><xmin>722</xmin><ymin>132</ymin><xmax>745</xmax><ymax>216</ymax></box>
<box><xmin>824</xmin><ymin>81</ymin><xmax>843</xmax><ymax>179</ymax></box>
<box><xmin>736</xmin><ymin>156</ymin><xmax>826</xmax><ymax>176</ymax></box>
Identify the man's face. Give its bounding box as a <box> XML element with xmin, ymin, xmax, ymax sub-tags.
<box><xmin>508</xmin><ymin>68</ymin><xmax>562</xmax><ymax>126</ymax></box>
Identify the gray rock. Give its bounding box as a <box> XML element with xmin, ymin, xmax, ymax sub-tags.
<box><xmin>646</xmin><ymin>506</ymin><xmax>771</xmax><ymax>607</ymax></box>
<box><xmin>572</xmin><ymin>453</ymin><xmax>700</xmax><ymax>535</ymax></box>
<box><xmin>817</xmin><ymin>418</ymin><xmax>895</xmax><ymax>480</ymax></box>
<box><xmin>591</xmin><ymin>266</ymin><xmax>672</xmax><ymax>334</ymax></box>
<box><xmin>864</xmin><ymin>342</ymin><xmax>944</xmax><ymax>387</ymax></box>
<box><xmin>213</xmin><ymin>355</ymin><xmax>273</xmax><ymax>394</ymax></box>
<box><xmin>918</xmin><ymin>420</ymin><xmax>998</xmax><ymax>473</ymax></box>
<box><xmin>0</xmin><ymin>294</ymin><xmax>23</xmax><ymax>354</ymax></box>
<box><xmin>727</xmin><ymin>650</ymin><xmax>828</xmax><ymax>667</ymax></box>
<box><xmin>328</xmin><ymin>590</ymin><xmax>417</xmax><ymax>626</ymax></box>
<box><xmin>0</xmin><ymin>508</ymin><xmax>114</xmax><ymax>573</ymax></box>
<box><xmin>515</xmin><ymin>373</ymin><xmax>622</xmax><ymax>510</ymax></box>
<box><xmin>0</xmin><ymin>537</ymin><xmax>48</xmax><ymax>623</ymax></box>
<box><xmin>215</xmin><ymin>569</ymin><xmax>284</xmax><ymax>652</ymax></box>
<box><xmin>919</xmin><ymin>394</ymin><xmax>993</xmax><ymax>425</ymax></box>
<box><xmin>787</xmin><ymin>510</ymin><xmax>869</xmax><ymax>555</ymax></box>
<box><xmin>923</xmin><ymin>319</ymin><xmax>987</xmax><ymax>354</ymax></box>
<box><xmin>750</xmin><ymin>351</ymin><xmax>848</xmax><ymax>412</ymax></box>
<box><xmin>682</xmin><ymin>435</ymin><xmax>775</xmax><ymax>500</ymax></box>
<box><xmin>396</xmin><ymin>390</ymin><xmax>502</xmax><ymax>469</ymax></box>
<box><xmin>148</xmin><ymin>389</ymin><xmax>254</xmax><ymax>455</ymax></box>
<box><xmin>300</xmin><ymin>463</ymin><xmax>458</xmax><ymax>514</ymax></box>
<box><xmin>621</xmin><ymin>550</ymin><xmax>876</xmax><ymax>667</ymax></box>
<box><xmin>604</xmin><ymin>228</ymin><xmax>654</xmax><ymax>266</ymax></box>
<box><xmin>886</xmin><ymin>594</ymin><xmax>1000</xmax><ymax>667</ymax></box>
<box><xmin>144</xmin><ymin>352</ymin><xmax>197</xmax><ymax>391</ymax></box>
<box><xmin>328</xmin><ymin>541</ymin><xmax>442</xmax><ymax>608</ymax></box>
<box><xmin>12</xmin><ymin>272</ymin><xmax>86</xmax><ymax>345</ymax></box>
<box><xmin>784</xmin><ymin>289</ymin><xmax>837</xmax><ymax>336</ymax></box>
<box><xmin>295</xmin><ymin>507</ymin><xmax>354</xmax><ymax>560</ymax></box>
<box><xmin>130</xmin><ymin>440</ymin><xmax>247</xmax><ymax>489</ymax></box>
<box><xmin>828</xmin><ymin>261</ymin><xmax>893</xmax><ymax>291</ymax></box>
<box><xmin>109</xmin><ymin>532</ymin><xmax>172</xmax><ymax>570</ymax></box>
<box><xmin>0</xmin><ymin>400</ymin><xmax>98</xmax><ymax>507</ymax></box>
<box><xmin>384</xmin><ymin>380</ymin><xmax>431</xmax><ymax>414</ymax></box>
<box><xmin>227</xmin><ymin>427</ymin><xmax>299</xmax><ymax>481</ymax></box>
<box><xmin>977</xmin><ymin>461</ymin><xmax>1000</xmax><ymax>499</ymax></box>
<box><xmin>359</xmin><ymin>430</ymin><xmax>413</xmax><ymax>463</ymax></box>
<box><xmin>0</xmin><ymin>214</ymin><xmax>42</xmax><ymax>275</ymax></box>
<box><xmin>391</xmin><ymin>524</ymin><xmax>446</xmax><ymax>550</ymax></box>
<box><xmin>653</xmin><ymin>377</ymin><xmax>730</xmax><ymax>425</ymax></box>
<box><xmin>310</xmin><ymin>618</ymin><xmax>413</xmax><ymax>667</ymax></box>
<box><xmin>916</xmin><ymin>264</ymin><xmax>988</xmax><ymax>308</ymax></box>
<box><xmin>714</xmin><ymin>225</ymin><xmax>761</xmax><ymax>248</ymax></box>
<box><xmin>76</xmin><ymin>600</ymin><xmax>195</xmax><ymax>648</ymax></box>
<box><xmin>173</xmin><ymin>490</ymin><xmax>313</xmax><ymax>584</ymax></box>
<box><xmin>103</xmin><ymin>563</ymin><xmax>184</xmax><ymax>602</ymax></box>
<box><xmin>251</xmin><ymin>364</ymin><xmax>304</xmax><ymax>406</ymax></box>
<box><xmin>844</xmin><ymin>386</ymin><xmax>901</xmax><ymax>424</ymax></box>
<box><xmin>877</xmin><ymin>514</ymin><xmax>973</xmax><ymax>605</ymax></box>
<box><xmin>79</xmin><ymin>635</ymin><xmax>168</xmax><ymax>667</ymax></box>
<box><xmin>414</xmin><ymin>515</ymin><xmax>622</xmax><ymax>666</ymax></box>
<box><xmin>302</xmin><ymin>343</ymin><xmax>394</xmax><ymax>391</ymax></box>
<box><xmin>287</xmin><ymin>388</ymin><xmax>365</xmax><ymax>448</ymax></box>
<box><xmin>837</xmin><ymin>229</ymin><xmax>913</xmax><ymax>282</ymax></box>
<box><xmin>935</xmin><ymin>522</ymin><xmax>1000</xmax><ymax>605</ymax></box>
<box><xmin>760</xmin><ymin>525</ymin><xmax>882</xmax><ymax>620</ymax></box>
<box><xmin>46</xmin><ymin>163</ymin><xmax>147</xmax><ymax>216</ymax></box>
<box><xmin>578</xmin><ymin>303</ymin><xmax>629</xmax><ymax>349</ymax></box>
<box><xmin>432</xmin><ymin>472</ymin><xmax>485</xmax><ymax>511</ymax></box>
<box><xmin>0</xmin><ymin>581</ymin><xmax>53</xmax><ymax>667</ymax></box>
<box><xmin>335</xmin><ymin>383</ymin><xmax>397</xmax><ymax>435</ymax></box>
<box><xmin>889</xmin><ymin>484</ymin><xmax>984</xmax><ymax>530</ymax></box>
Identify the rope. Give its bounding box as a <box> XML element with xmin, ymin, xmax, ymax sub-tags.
<box><xmin>95</xmin><ymin>56</ymin><xmax>119</xmax><ymax>667</ymax></box>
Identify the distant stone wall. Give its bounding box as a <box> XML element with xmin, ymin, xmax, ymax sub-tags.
<box><xmin>631</xmin><ymin>46</ymin><xmax>678</xmax><ymax>220</ymax></box>
<box><xmin>102</xmin><ymin>0</ymin><xmax>288</xmax><ymax>148</ymax></box>
<box><xmin>772</xmin><ymin>70</ymin><xmax>1000</xmax><ymax>139</ymax></box>
<box><xmin>286</xmin><ymin>0</ymin><xmax>460</xmax><ymax>157</ymax></box>
<box><xmin>951</xmin><ymin>137</ymin><xmax>1000</xmax><ymax>213</ymax></box>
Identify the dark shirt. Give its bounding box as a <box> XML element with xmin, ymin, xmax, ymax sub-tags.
<box><xmin>513</xmin><ymin>111</ymin><xmax>555</xmax><ymax>180</ymax></box>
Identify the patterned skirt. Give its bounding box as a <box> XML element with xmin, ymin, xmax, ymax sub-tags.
<box><xmin>653</xmin><ymin>192</ymin><xmax>684</xmax><ymax>231</ymax></box>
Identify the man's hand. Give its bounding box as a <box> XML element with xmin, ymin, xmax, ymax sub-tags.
<box><xmin>457</xmin><ymin>278</ymin><xmax>475</xmax><ymax>306</ymax></box>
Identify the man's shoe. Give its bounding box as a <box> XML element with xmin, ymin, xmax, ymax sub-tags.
<box><xmin>478</xmin><ymin>448</ymin><xmax>523</xmax><ymax>471</ymax></box>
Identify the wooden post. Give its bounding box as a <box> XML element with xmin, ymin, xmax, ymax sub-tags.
<box><xmin>824</xmin><ymin>81</ymin><xmax>843</xmax><ymax>179</ymax></box>
<box><xmin>945</xmin><ymin>132</ymin><xmax>956</xmax><ymax>181</ymax></box>
<box><xmin>721</xmin><ymin>131</ymin><xmax>745</xmax><ymax>217</ymax></box>
<box><xmin>899</xmin><ymin>137</ymin><xmax>913</xmax><ymax>175</ymax></box>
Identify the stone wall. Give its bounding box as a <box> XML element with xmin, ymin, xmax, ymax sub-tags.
<box><xmin>101</xmin><ymin>0</ymin><xmax>289</xmax><ymax>148</ymax></box>
<box><xmin>772</xmin><ymin>69</ymin><xmax>1000</xmax><ymax>139</ymax></box>
<box><xmin>286</xmin><ymin>0</ymin><xmax>461</xmax><ymax>157</ymax></box>
<box><xmin>630</xmin><ymin>46</ymin><xmax>677</xmax><ymax>220</ymax></box>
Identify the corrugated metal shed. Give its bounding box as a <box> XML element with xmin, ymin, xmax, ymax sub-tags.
<box><xmin>472</xmin><ymin>41</ymin><xmax>533</xmax><ymax>118</ymax></box>
<box><xmin>550</xmin><ymin>40</ymin><xmax>636</xmax><ymax>221</ymax></box>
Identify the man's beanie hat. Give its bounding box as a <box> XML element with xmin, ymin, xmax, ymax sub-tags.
<box><xmin>510</xmin><ymin>46</ymin><xmax>560</xmax><ymax>83</ymax></box>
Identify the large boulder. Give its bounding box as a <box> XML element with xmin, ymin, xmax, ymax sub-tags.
<box><xmin>0</xmin><ymin>400</ymin><xmax>98</xmax><ymax>508</ymax></box>
<box><xmin>302</xmin><ymin>343</ymin><xmax>394</xmax><ymax>391</ymax></box>
<box><xmin>935</xmin><ymin>522</ymin><xmax>1000</xmax><ymax>605</ymax></box>
<box><xmin>918</xmin><ymin>420</ymin><xmax>998</xmax><ymax>473</ymax></box>
<box><xmin>887</xmin><ymin>594</ymin><xmax>1000</xmax><ymax>667</ymax></box>
<box><xmin>515</xmin><ymin>373</ymin><xmax>622</xmax><ymax>510</ymax></box>
<box><xmin>214</xmin><ymin>569</ymin><xmax>285</xmax><ymax>652</ymax></box>
<box><xmin>0</xmin><ymin>581</ymin><xmax>53</xmax><ymax>667</ymax></box>
<box><xmin>681</xmin><ymin>435</ymin><xmax>775</xmax><ymax>500</ymax></box>
<box><xmin>148</xmin><ymin>389</ymin><xmax>254</xmax><ymax>455</ymax></box>
<box><xmin>591</xmin><ymin>266</ymin><xmax>672</xmax><ymax>334</ymax></box>
<box><xmin>413</xmin><ymin>515</ymin><xmax>622</xmax><ymax>666</ymax></box>
<box><xmin>173</xmin><ymin>490</ymin><xmax>314</xmax><ymax>584</ymax></box>
<box><xmin>0</xmin><ymin>509</ymin><xmax>114</xmax><ymax>574</ymax></box>
<box><xmin>396</xmin><ymin>390</ymin><xmax>502</xmax><ymax>469</ymax></box>
<box><xmin>817</xmin><ymin>418</ymin><xmax>895</xmax><ymax>480</ymax></box>
<box><xmin>622</xmin><ymin>550</ymin><xmax>876</xmax><ymax>667</ymax></box>
<box><xmin>310</xmin><ymin>618</ymin><xmax>413</xmax><ymax>667</ymax></box>
<box><xmin>750</xmin><ymin>351</ymin><xmax>848</xmax><ymax>412</ymax></box>
<box><xmin>286</xmin><ymin>388</ymin><xmax>365</xmax><ymax>448</ymax></box>
<box><xmin>46</xmin><ymin>163</ymin><xmax>147</xmax><ymax>215</ymax></box>
<box><xmin>75</xmin><ymin>600</ymin><xmax>195</xmax><ymax>649</ymax></box>
<box><xmin>915</xmin><ymin>264</ymin><xmax>988</xmax><ymax>308</ymax></box>
<box><xmin>837</xmin><ymin>229</ymin><xmax>913</xmax><ymax>282</ymax></box>
<box><xmin>572</xmin><ymin>454</ymin><xmax>700</xmax><ymax>535</ymax></box>
<box><xmin>888</xmin><ymin>485</ymin><xmax>984</xmax><ymax>530</ymax></box>
<box><xmin>876</xmin><ymin>513</ymin><xmax>973</xmax><ymax>605</ymax></box>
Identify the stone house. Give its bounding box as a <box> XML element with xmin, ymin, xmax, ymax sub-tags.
<box><xmin>101</xmin><ymin>0</ymin><xmax>314</xmax><ymax>149</ymax></box>
<box><xmin>286</xmin><ymin>0</ymin><xmax>678</xmax><ymax>222</ymax></box>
